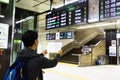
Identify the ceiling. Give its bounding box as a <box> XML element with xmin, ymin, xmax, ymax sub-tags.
<box><xmin>15</xmin><ymin>0</ymin><xmax>73</xmax><ymax>13</ymax></box>
<box><xmin>15</xmin><ymin>0</ymin><xmax>120</xmax><ymax>33</ymax></box>
<box><xmin>15</xmin><ymin>0</ymin><xmax>75</xmax><ymax>30</ymax></box>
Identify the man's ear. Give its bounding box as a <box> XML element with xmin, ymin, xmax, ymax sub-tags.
<box><xmin>34</xmin><ymin>39</ymin><xmax>37</xmax><ymax>44</ymax></box>
<box><xmin>34</xmin><ymin>39</ymin><xmax>38</xmax><ymax>45</ymax></box>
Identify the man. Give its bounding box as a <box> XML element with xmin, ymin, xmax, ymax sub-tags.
<box><xmin>17</xmin><ymin>30</ymin><xmax>62</xmax><ymax>80</ymax></box>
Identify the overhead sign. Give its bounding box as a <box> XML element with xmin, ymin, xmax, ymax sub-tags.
<box><xmin>99</xmin><ymin>0</ymin><xmax>120</xmax><ymax>20</ymax></box>
<box><xmin>60</xmin><ymin>31</ymin><xmax>74</xmax><ymax>39</ymax></box>
<box><xmin>46</xmin><ymin>0</ymin><xmax>88</xmax><ymax>29</ymax></box>
<box><xmin>0</xmin><ymin>23</ymin><xmax>9</xmax><ymax>49</ymax></box>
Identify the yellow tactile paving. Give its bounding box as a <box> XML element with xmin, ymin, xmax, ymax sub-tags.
<box><xmin>45</xmin><ymin>69</ymin><xmax>89</xmax><ymax>80</ymax></box>
<box><xmin>58</xmin><ymin>62</ymin><xmax>78</xmax><ymax>67</ymax></box>
<box><xmin>44</xmin><ymin>62</ymin><xmax>120</xmax><ymax>80</ymax></box>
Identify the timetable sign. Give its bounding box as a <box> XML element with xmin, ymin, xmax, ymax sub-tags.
<box><xmin>46</xmin><ymin>0</ymin><xmax>88</xmax><ymax>30</ymax></box>
<box><xmin>100</xmin><ymin>0</ymin><xmax>120</xmax><ymax>20</ymax></box>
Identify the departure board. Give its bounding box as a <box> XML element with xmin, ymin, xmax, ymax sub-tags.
<box><xmin>60</xmin><ymin>31</ymin><xmax>74</xmax><ymax>39</ymax></box>
<box><xmin>100</xmin><ymin>0</ymin><xmax>120</xmax><ymax>20</ymax></box>
<box><xmin>46</xmin><ymin>33</ymin><xmax>56</xmax><ymax>40</ymax></box>
<box><xmin>46</xmin><ymin>0</ymin><xmax>88</xmax><ymax>30</ymax></box>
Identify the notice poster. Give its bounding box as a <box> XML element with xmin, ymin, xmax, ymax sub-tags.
<box><xmin>0</xmin><ymin>23</ymin><xmax>9</xmax><ymax>49</ymax></box>
<box><xmin>47</xmin><ymin>42</ymin><xmax>62</xmax><ymax>53</ymax></box>
<box><xmin>56</xmin><ymin>32</ymin><xmax>60</xmax><ymax>40</ymax></box>
<box><xmin>111</xmin><ymin>40</ymin><xmax>116</xmax><ymax>46</ymax></box>
<box><xmin>109</xmin><ymin>46</ymin><xmax>116</xmax><ymax>57</ymax></box>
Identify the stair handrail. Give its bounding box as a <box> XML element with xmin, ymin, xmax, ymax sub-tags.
<box><xmin>74</xmin><ymin>31</ymin><xmax>99</xmax><ymax>48</ymax></box>
<box><xmin>62</xmin><ymin>31</ymin><xmax>99</xmax><ymax>55</ymax></box>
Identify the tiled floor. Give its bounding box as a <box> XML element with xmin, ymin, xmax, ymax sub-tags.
<box><xmin>43</xmin><ymin>62</ymin><xmax>120</xmax><ymax>80</ymax></box>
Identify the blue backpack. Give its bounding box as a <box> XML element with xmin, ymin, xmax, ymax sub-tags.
<box><xmin>4</xmin><ymin>58</ymin><xmax>28</xmax><ymax>80</ymax></box>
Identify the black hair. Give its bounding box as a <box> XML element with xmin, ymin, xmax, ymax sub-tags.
<box><xmin>22</xmin><ymin>30</ymin><xmax>38</xmax><ymax>47</ymax></box>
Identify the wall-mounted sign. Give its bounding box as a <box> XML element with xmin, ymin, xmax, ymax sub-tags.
<box><xmin>88</xmin><ymin>0</ymin><xmax>99</xmax><ymax>23</ymax></box>
<box><xmin>0</xmin><ymin>23</ymin><xmax>9</xmax><ymax>49</ymax></box>
<box><xmin>56</xmin><ymin>32</ymin><xmax>60</xmax><ymax>40</ymax></box>
<box><xmin>46</xmin><ymin>33</ymin><xmax>56</xmax><ymax>40</ymax></box>
<box><xmin>111</xmin><ymin>40</ymin><xmax>116</xmax><ymax>46</ymax></box>
<box><xmin>60</xmin><ymin>31</ymin><xmax>74</xmax><ymax>39</ymax></box>
<box><xmin>81</xmin><ymin>45</ymin><xmax>92</xmax><ymax>54</ymax></box>
<box><xmin>116</xmin><ymin>33</ymin><xmax>120</xmax><ymax>38</ymax></box>
<box><xmin>46</xmin><ymin>31</ymin><xmax>74</xmax><ymax>40</ymax></box>
<box><xmin>109</xmin><ymin>46</ymin><xmax>116</xmax><ymax>56</ymax></box>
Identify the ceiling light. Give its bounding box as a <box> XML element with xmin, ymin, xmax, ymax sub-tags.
<box><xmin>54</xmin><ymin>0</ymin><xmax>79</xmax><ymax>9</ymax></box>
<box><xmin>15</xmin><ymin>16</ymin><xmax>34</xmax><ymax>24</ymax></box>
<box><xmin>88</xmin><ymin>19</ymin><xmax>99</xmax><ymax>23</ymax></box>
<box><xmin>53</xmin><ymin>4</ymin><xmax>64</xmax><ymax>9</ymax></box>
<box><xmin>0</xmin><ymin>15</ymin><xmax>5</xmax><ymax>18</ymax></box>
<box><xmin>65</xmin><ymin>0</ymin><xmax>78</xmax><ymax>5</ymax></box>
<box><xmin>77</xmin><ymin>25</ymin><xmax>96</xmax><ymax>29</ymax></box>
<box><xmin>77</xmin><ymin>20</ymin><xmax>120</xmax><ymax>29</ymax></box>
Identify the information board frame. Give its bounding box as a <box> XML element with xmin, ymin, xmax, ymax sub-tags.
<box><xmin>46</xmin><ymin>0</ymin><xmax>88</xmax><ymax>30</ymax></box>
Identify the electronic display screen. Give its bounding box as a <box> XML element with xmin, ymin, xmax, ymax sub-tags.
<box><xmin>99</xmin><ymin>0</ymin><xmax>120</xmax><ymax>20</ymax></box>
<box><xmin>46</xmin><ymin>33</ymin><xmax>56</xmax><ymax>40</ymax></box>
<box><xmin>46</xmin><ymin>0</ymin><xmax>88</xmax><ymax>30</ymax></box>
<box><xmin>60</xmin><ymin>31</ymin><xmax>74</xmax><ymax>39</ymax></box>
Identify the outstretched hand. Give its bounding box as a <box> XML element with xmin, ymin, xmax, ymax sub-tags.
<box><xmin>57</xmin><ymin>50</ymin><xmax>62</xmax><ymax>56</ymax></box>
<box><xmin>42</xmin><ymin>50</ymin><xmax>47</xmax><ymax>56</ymax></box>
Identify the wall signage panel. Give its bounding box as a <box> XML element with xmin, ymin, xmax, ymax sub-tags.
<box><xmin>46</xmin><ymin>0</ymin><xmax>88</xmax><ymax>30</ymax></box>
<box><xmin>0</xmin><ymin>23</ymin><xmax>9</xmax><ymax>49</ymax></box>
<box><xmin>46</xmin><ymin>33</ymin><xmax>56</xmax><ymax>40</ymax></box>
<box><xmin>60</xmin><ymin>31</ymin><xmax>74</xmax><ymax>39</ymax></box>
<box><xmin>100</xmin><ymin>0</ymin><xmax>120</xmax><ymax>20</ymax></box>
<box><xmin>88</xmin><ymin>0</ymin><xmax>99</xmax><ymax>22</ymax></box>
<box><xmin>46</xmin><ymin>31</ymin><xmax>74</xmax><ymax>40</ymax></box>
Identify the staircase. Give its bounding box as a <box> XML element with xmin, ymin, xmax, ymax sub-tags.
<box><xmin>85</xmin><ymin>35</ymin><xmax>104</xmax><ymax>46</ymax></box>
<box><xmin>60</xmin><ymin>34</ymin><xmax>104</xmax><ymax>64</ymax></box>
<box><xmin>60</xmin><ymin>48</ymin><xmax>82</xmax><ymax>64</ymax></box>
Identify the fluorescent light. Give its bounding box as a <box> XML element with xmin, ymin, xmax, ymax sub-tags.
<box><xmin>96</xmin><ymin>21</ymin><xmax>120</xmax><ymax>27</ymax></box>
<box><xmin>53</xmin><ymin>4</ymin><xmax>64</xmax><ymax>9</ymax></box>
<box><xmin>15</xmin><ymin>16</ymin><xmax>34</xmax><ymax>24</ymax></box>
<box><xmin>65</xmin><ymin>0</ymin><xmax>78</xmax><ymax>5</ymax></box>
<box><xmin>88</xmin><ymin>19</ymin><xmax>99</xmax><ymax>23</ymax></box>
<box><xmin>0</xmin><ymin>0</ymin><xmax>9</xmax><ymax>4</ymax></box>
<box><xmin>77</xmin><ymin>25</ymin><xmax>96</xmax><ymax>29</ymax></box>
<box><xmin>0</xmin><ymin>15</ymin><xmax>5</xmax><ymax>18</ymax></box>
<box><xmin>25</xmin><ymin>16</ymin><xmax>34</xmax><ymax>20</ymax></box>
<box><xmin>16</xmin><ymin>19</ymin><xmax>25</xmax><ymax>24</ymax></box>
<box><xmin>77</xmin><ymin>20</ymin><xmax>120</xmax><ymax>29</ymax></box>
<box><xmin>46</xmin><ymin>11</ymin><xmax>52</xmax><ymax>15</ymax></box>
<box><xmin>54</xmin><ymin>0</ymin><xmax>79</xmax><ymax>9</ymax></box>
